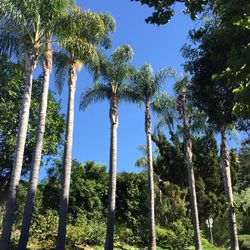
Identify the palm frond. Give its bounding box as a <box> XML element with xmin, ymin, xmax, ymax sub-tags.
<box><xmin>98</xmin><ymin>13</ymin><xmax>115</xmax><ymax>49</ymax></box>
<box><xmin>118</xmin><ymin>84</ymin><xmax>143</xmax><ymax>104</ymax></box>
<box><xmin>0</xmin><ymin>29</ymin><xmax>23</xmax><ymax>56</ymax></box>
<box><xmin>80</xmin><ymin>83</ymin><xmax>110</xmax><ymax>110</ymax></box>
<box><xmin>53</xmin><ymin>51</ymin><xmax>70</xmax><ymax>94</ymax></box>
<box><xmin>112</xmin><ymin>45</ymin><xmax>133</xmax><ymax>65</ymax></box>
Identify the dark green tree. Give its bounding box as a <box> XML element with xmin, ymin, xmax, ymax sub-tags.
<box><xmin>183</xmin><ymin>20</ymin><xmax>243</xmax><ymax>250</ymax></box>
<box><xmin>116</xmin><ymin>172</ymin><xmax>148</xmax><ymax>244</ymax></box>
<box><xmin>42</xmin><ymin>160</ymin><xmax>108</xmax><ymax>219</ymax></box>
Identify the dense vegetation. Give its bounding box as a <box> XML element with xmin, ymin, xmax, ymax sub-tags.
<box><xmin>0</xmin><ymin>0</ymin><xmax>249</xmax><ymax>249</ymax></box>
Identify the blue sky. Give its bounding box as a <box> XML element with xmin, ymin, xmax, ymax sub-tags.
<box><xmin>40</xmin><ymin>0</ymin><xmax>241</xmax><ymax>176</ymax></box>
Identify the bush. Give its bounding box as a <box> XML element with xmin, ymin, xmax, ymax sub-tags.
<box><xmin>115</xmin><ymin>225</ymin><xmax>142</xmax><ymax>247</ymax></box>
<box><xmin>156</xmin><ymin>219</ymin><xmax>193</xmax><ymax>250</ymax></box>
<box><xmin>239</xmin><ymin>235</ymin><xmax>250</xmax><ymax>250</ymax></box>
<box><xmin>28</xmin><ymin>209</ymin><xmax>58</xmax><ymax>249</ymax></box>
<box><xmin>156</xmin><ymin>226</ymin><xmax>176</xmax><ymax>249</ymax></box>
<box><xmin>66</xmin><ymin>212</ymin><xmax>106</xmax><ymax>248</ymax></box>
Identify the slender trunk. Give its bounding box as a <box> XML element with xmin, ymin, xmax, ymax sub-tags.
<box><xmin>18</xmin><ymin>39</ymin><xmax>52</xmax><ymax>250</ymax></box>
<box><xmin>0</xmin><ymin>45</ymin><xmax>39</xmax><ymax>250</ymax></box>
<box><xmin>145</xmin><ymin>101</ymin><xmax>156</xmax><ymax>250</ymax></box>
<box><xmin>185</xmin><ymin>134</ymin><xmax>202</xmax><ymax>250</ymax></box>
<box><xmin>56</xmin><ymin>64</ymin><xmax>77</xmax><ymax>250</ymax></box>
<box><xmin>220</xmin><ymin>128</ymin><xmax>239</xmax><ymax>250</ymax></box>
<box><xmin>104</xmin><ymin>94</ymin><xmax>118</xmax><ymax>250</ymax></box>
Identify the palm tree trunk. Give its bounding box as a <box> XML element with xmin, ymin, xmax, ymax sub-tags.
<box><xmin>105</xmin><ymin>94</ymin><xmax>118</xmax><ymax>250</ymax></box>
<box><xmin>220</xmin><ymin>128</ymin><xmax>239</xmax><ymax>250</ymax></box>
<box><xmin>0</xmin><ymin>45</ymin><xmax>39</xmax><ymax>250</ymax></box>
<box><xmin>56</xmin><ymin>64</ymin><xmax>77</xmax><ymax>250</ymax></box>
<box><xmin>18</xmin><ymin>38</ymin><xmax>52</xmax><ymax>250</ymax></box>
<box><xmin>145</xmin><ymin>101</ymin><xmax>156</xmax><ymax>250</ymax></box>
<box><xmin>185</xmin><ymin>134</ymin><xmax>202</xmax><ymax>250</ymax></box>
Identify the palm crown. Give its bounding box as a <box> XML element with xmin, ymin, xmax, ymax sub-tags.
<box><xmin>54</xmin><ymin>8</ymin><xmax>115</xmax><ymax>93</ymax></box>
<box><xmin>128</xmin><ymin>63</ymin><xmax>176</xmax><ymax>104</ymax></box>
<box><xmin>80</xmin><ymin>45</ymin><xmax>133</xmax><ymax>110</ymax></box>
<box><xmin>0</xmin><ymin>0</ymin><xmax>73</xmax><ymax>56</ymax></box>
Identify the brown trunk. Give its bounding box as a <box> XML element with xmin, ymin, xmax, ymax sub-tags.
<box><xmin>56</xmin><ymin>64</ymin><xmax>77</xmax><ymax>250</ymax></box>
<box><xmin>104</xmin><ymin>94</ymin><xmax>118</xmax><ymax>250</ymax></box>
<box><xmin>18</xmin><ymin>38</ymin><xmax>52</xmax><ymax>250</ymax></box>
<box><xmin>0</xmin><ymin>45</ymin><xmax>39</xmax><ymax>250</ymax></box>
<box><xmin>220</xmin><ymin>128</ymin><xmax>239</xmax><ymax>250</ymax></box>
<box><xmin>185</xmin><ymin>134</ymin><xmax>202</xmax><ymax>250</ymax></box>
<box><xmin>145</xmin><ymin>101</ymin><xmax>156</xmax><ymax>250</ymax></box>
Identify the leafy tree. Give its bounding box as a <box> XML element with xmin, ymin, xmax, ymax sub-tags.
<box><xmin>130</xmin><ymin>0</ymin><xmax>212</xmax><ymax>24</ymax></box>
<box><xmin>183</xmin><ymin>21</ymin><xmax>241</xmax><ymax>250</ymax></box>
<box><xmin>80</xmin><ymin>45</ymin><xmax>133</xmax><ymax>250</ymax></box>
<box><xmin>53</xmin><ymin>8</ymin><xmax>115</xmax><ymax>249</ymax></box>
<box><xmin>237</xmin><ymin>144</ymin><xmax>250</xmax><ymax>191</ymax></box>
<box><xmin>0</xmin><ymin>56</ymin><xmax>65</xmax><ymax>201</ymax></box>
<box><xmin>127</xmin><ymin>63</ymin><xmax>175</xmax><ymax>249</ymax></box>
<box><xmin>116</xmin><ymin>172</ymin><xmax>148</xmax><ymax>245</ymax></box>
<box><xmin>42</xmin><ymin>160</ymin><xmax>108</xmax><ymax>219</ymax></box>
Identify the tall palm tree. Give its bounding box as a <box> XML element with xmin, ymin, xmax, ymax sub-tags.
<box><xmin>18</xmin><ymin>1</ymin><xmax>74</xmax><ymax>248</ymax></box>
<box><xmin>128</xmin><ymin>63</ymin><xmax>175</xmax><ymax>250</ymax></box>
<box><xmin>220</xmin><ymin>127</ymin><xmax>239</xmax><ymax>250</ymax></box>
<box><xmin>53</xmin><ymin>9</ymin><xmax>115</xmax><ymax>250</ymax></box>
<box><xmin>175</xmin><ymin>92</ymin><xmax>202</xmax><ymax>250</ymax></box>
<box><xmin>153</xmin><ymin>78</ymin><xmax>205</xmax><ymax>250</ymax></box>
<box><xmin>80</xmin><ymin>45</ymin><xmax>133</xmax><ymax>250</ymax></box>
<box><xmin>0</xmin><ymin>1</ymin><xmax>71</xmax><ymax>248</ymax></box>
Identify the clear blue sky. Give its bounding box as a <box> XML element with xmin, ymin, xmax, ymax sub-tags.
<box><xmin>40</xmin><ymin>0</ymin><xmax>241</xmax><ymax>176</ymax></box>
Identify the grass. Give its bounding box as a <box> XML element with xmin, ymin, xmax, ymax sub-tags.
<box><xmin>92</xmin><ymin>239</ymin><xmax>226</xmax><ymax>250</ymax></box>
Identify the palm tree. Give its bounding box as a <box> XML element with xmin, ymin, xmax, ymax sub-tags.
<box><xmin>80</xmin><ymin>45</ymin><xmax>133</xmax><ymax>250</ymax></box>
<box><xmin>0</xmin><ymin>1</ymin><xmax>71</xmax><ymax>248</ymax></box>
<box><xmin>128</xmin><ymin>63</ymin><xmax>175</xmax><ymax>250</ymax></box>
<box><xmin>153</xmin><ymin>78</ymin><xmax>205</xmax><ymax>250</ymax></box>
<box><xmin>53</xmin><ymin>9</ymin><xmax>115</xmax><ymax>250</ymax></box>
<box><xmin>220</xmin><ymin>127</ymin><xmax>239</xmax><ymax>250</ymax></box>
<box><xmin>175</xmin><ymin>92</ymin><xmax>202</xmax><ymax>250</ymax></box>
<box><xmin>18</xmin><ymin>2</ymin><xmax>74</xmax><ymax>248</ymax></box>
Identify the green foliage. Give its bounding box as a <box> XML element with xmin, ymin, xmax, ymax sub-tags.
<box><xmin>130</xmin><ymin>0</ymin><xmax>210</xmax><ymax>24</ymax></box>
<box><xmin>156</xmin><ymin>219</ymin><xmax>193</xmax><ymax>250</ymax></box>
<box><xmin>202</xmin><ymin>215</ymin><xmax>229</xmax><ymax>247</ymax></box>
<box><xmin>116</xmin><ymin>172</ymin><xmax>148</xmax><ymax>244</ymax></box>
<box><xmin>80</xmin><ymin>45</ymin><xmax>133</xmax><ymax>110</ymax></box>
<box><xmin>187</xmin><ymin>238</ymin><xmax>226</xmax><ymax>250</ymax></box>
<box><xmin>153</xmin><ymin>132</ymin><xmax>227</xmax><ymax>220</ymax></box>
<box><xmin>0</xmin><ymin>0</ymin><xmax>73</xmax><ymax>56</ymax></box>
<box><xmin>42</xmin><ymin>160</ymin><xmax>108</xmax><ymax>217</ymax></box>
<box><xmin>28</xmin><ymin>210</ymin><xmax>59</xmax><ymax>249</ymax></box>
<box><xmin>54</xmin><ymin>8</ymin><xmax>115</xmax><ymax>93</ymax></box>
<box><xmin>237</xmin><ymin>144</ymin><xmax>250</xmax><ymax>191</ymax></box>
<box><xmin>234</xmin><ymin>188</ymin><xmax>250</xmax><ymax>234</ymax></box>
<box><xmin>115</xmin><ymin>225</ymin><xmax>142</xmax><ymax>247</ymax></box>
<box><xmin>238</xmin><ymin>235</ymin><xmax>250</xmax><ymax>250</ymax></box>
<box><xmin>128</xmin><ymin>63</ymin><xmax>176</xmax><ymax>105</ymax></box>
<box><xmin>182</xmin><ymin>1</ymin><xmax>250</xmax><ymax>129</ymax></box>
<box><xmin>66</xmin><ymin>212</ymin><xmax>106</xmax><ymax>247</ymax></box>
<box><xmin>0</xmin><ymin>56</ymin><xmax>65</xmax><ymax>200</ymax></box>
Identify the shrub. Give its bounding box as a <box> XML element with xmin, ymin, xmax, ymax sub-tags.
<box><xmin>115</xmin><ymin>225</ymin><xmax>142</xmax><ymax>246</ymax></box>
<box><xmin>156</xmin><ymin>219</ymin><xmax>193</xmax><ymax>250</ymax></box>
<box><xmin>239</xmin><ymin>235</ymin><xmax>250</xmax><ymax>250</ymax></box>
<box><xmin>28</xmin><ymin>209</ymin><xmax>58</xmax><ymax>248</ymax></box>
<box><xmin>66</xmin><ymin>213</ymin><xmax>106</xmax><ymax>248</ymax></box>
